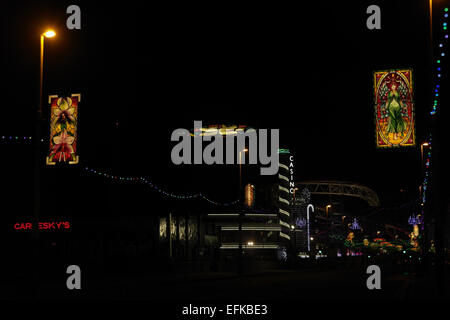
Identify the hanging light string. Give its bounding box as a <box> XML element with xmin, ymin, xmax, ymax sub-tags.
<box><xmin>83</xmin><ymin>166</ymin><xmax>239</xmax><ymax>206</ymax></box>
<box><xmin>0</xmin><ymin>136</ymin><xmax>239</xmax><ymax>206</ymax></box>
<box><xmin>0</xmin><ymin>135</ymin><xmax>36</xmax><ymax>142</ymax></box>
<box><xmin>431</xmin><ymin>7</ymin><xmax>448</xmax><ymax>115</ymax></box>
<box><xmin>421</xmin><ymin>7</ymin><xmax>447</xmax><ymax>219</ymax></box>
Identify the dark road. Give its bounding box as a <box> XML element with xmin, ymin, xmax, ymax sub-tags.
<box><xmin>3</xmin><ymin>266</ymin><xmax>446</xmax><ymax>301</ymax></box>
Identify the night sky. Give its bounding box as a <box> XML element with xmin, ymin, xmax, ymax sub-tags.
<box><xmin>2</xmin><ymin>0</ymin><xmax>449</xmax><ymax>220</ymax></box>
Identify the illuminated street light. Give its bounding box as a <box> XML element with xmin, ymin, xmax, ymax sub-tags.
<box><xmin>34</xmin><ymin>29</ymin><xmax>56</xmax><ymax>239</ymax></box>
<box><xmin>293</xmin><ymin>187</ymin><xmax>299</xmax><ymax>203</ymax></box>
<box><xmin>39</xmin><ymin>30</ymin><xmax>56</xmax><ymax>113</ymax></box>
<box><xmin>43</xmin><ymin>30</ymin><xmax>56</xmax><ymax>38</ymax></box>
<box><xmin>307</xmin><ymin>204</ymin><xmax>314</xmax><ymax>252</ymax></box>
<box><xmin>238</xmin><ymin>147</ymin><xmax>249</xmax><ymax>276</ymax></box>
<box><xmin>421</xmin><ymin>141</ymin><xmax>430</xmax><ymax>168</ymax></box>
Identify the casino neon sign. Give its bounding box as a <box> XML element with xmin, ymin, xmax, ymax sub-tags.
<box><xmin>289</xmin><ymin>156</ymin><xmax>295</xmax><ymax>195</ymax></box>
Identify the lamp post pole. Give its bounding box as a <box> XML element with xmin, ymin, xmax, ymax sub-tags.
<box><xmin>33</xmin><ymin>35</ymin><xmax>44</xmax><ymax>239</ymax></box>
<box><xmin>307</xmin><ymin>204</ymin><xmax>314</xmax><ymax>253</ymax></box>
<box><xmin>32</xmin><ymin>30</ymin><xmax>55</xmax><ymax>297</ymax></box>
<box><xmin>33</xmin><ymin>31</ymin><xmax>55</xmax><ymax>239</ymax></box>
<box><xmin>238</xmin><ymin>149</ymin><xmax>248</xmax><ymax>276</ymax></box>
<box><xmin>421</xmin><ymin>142</ymin><xmax>429</xmax><ymax>168</ymax></box>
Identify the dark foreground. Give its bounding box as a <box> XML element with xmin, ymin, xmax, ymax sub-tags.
<box><xmin>2</xmin><ymin>262</ymin><xmax>449</xmax><ymax>301</ymax></box>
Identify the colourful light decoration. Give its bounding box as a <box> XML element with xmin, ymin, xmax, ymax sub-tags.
<box><xmin>295</xmin><ymin>217</ymin><xmax>307</xmax><ymax>228</ymax></box>
<box><xmin>190</xmin><ymin>124</ymin><xmax>252</xmax><ymax>137</ymax></box>
<box><xmin>0</xmin><ymin>135</ymin><xmax>34</xmax><ymax>142</ymax></box>
<box><xmin>244</xmin><ymin>184</ymin><xmax>255</xmax><ymax>208</ymax></box>
<box><xmin>277</xmin><ymin>247</ymin><xmax>287</xmax><ymax>261</ymax></box>
<box><xmin>83</xmin><ymin>166</ymin><xmax>239</xmax><ymax>206</ymax></box>
<box><xmin>374</xmin><ymin>69</ymin><xmax>416</xmax><ymax>148</ymax></box>
<box><xmin>46</xmin><ymin>94</ymin><xmax>80</xmax><ymax>165</ymax></box>
<box><xmin>346</xmin><ymin>232</ymin><xmax>355</xmax><ymax>243</ymax></box>
<box><xmin>408</xmin><ymin>215</ymin><xmax>420</xmax><ymax>225</ymax></box>
<box><xmin>349</xmin><ymin>218</ymin><xmax>361</xmax><ymax>230</ymax></box>
<box><xmin>431</xmin><ymin>8</ymin><xmax>448</xmax><ymax>116</ymax></box>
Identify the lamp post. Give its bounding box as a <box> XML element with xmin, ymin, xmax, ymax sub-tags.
<box><xmin>307</xmin><ymin>204</ymin><xmax>314</xmax><ymax>253</ymax></box>
<box><xmin>32</xmin><ymin>29</ymin><xmax>55</xmax><ymax>297</ymax></box>
<box><xmin>326</xmin><ymin>204</ymin><xmax>332</xmax><ymax>219</ymax></box>
<box><xmin>39</xmin><ymin>31</ymin><xmax>55</xmax><ymax>113</ymax></box>
<box><xmin>238</xmin><ymin>148</ymin><xmax>248</xmax><ymax>276</ymax></box>
<box><xmin>421</xmin><ymin>142</ymin><xmax>429</xmax><ymax>168</ymax></box>
<box><xmin>33</xmin><ymin>30</ymin><xmax>56</xmax><ymax>239</ymax></box>
<box><xmin>239</xmin><ymin>148</ymin><xmax>248</xmax><ymax>193</ymax></box>
<box><xmin>292</xmin><ymin>187</ymin><xmax>299</xmax><ymax>204</ymax></box>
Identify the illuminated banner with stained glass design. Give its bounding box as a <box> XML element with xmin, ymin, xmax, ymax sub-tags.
<box><xmin>46</xmin><ymin>94</ymin><xmax>80</xmax><ymax>165</ymax></box>
<box><xmin>373</xmin><ymin>69</ymin><xmax>415</xmax><ymax>148</ymax></box>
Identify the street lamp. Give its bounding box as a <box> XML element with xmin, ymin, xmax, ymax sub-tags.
<box><xmin>34</xmin><ymin>29</ymin><xmax>56</xmax><ymax>239</ymax></box>
<box><xmin>32</xmin><ymin>29</ymin><xmax>56</xmax><ymax>297</ymax></box>
<box><xmin>239</xmin><ymin>148</ymin><xmax>248</xmax><ymax>190</ymax></box>
<box><xmin>307</xmin><ymin>204</ymin><xmax>314</xmax><ymax>252</ymax></box>
<box><xmin>293</xmin><ymin>187</ymin><xmax>299</xmax><ymax>204</ymax></box>
<box><xmin>421</xmin><ymin>142</ymin><xmax>429</xmax><ymax>168</ymax></box>
<box><xmin>326</xmin><ymin>204</ymin><xmax>332</xmax><ymax>218</ymax></box>
<box><xmin>43</xmin><ymin>30</ymin><xmax>56</xmax><ymax>38</ymax></box>
<box><xmin>238</xmin><ymin>148</ymin><xmax>248</xmax><ymax>276</ymax></box>
<box><xmin>39</xmin><ymin>30</ymin><xmax>56</xmax><ymax>114</ymax></box>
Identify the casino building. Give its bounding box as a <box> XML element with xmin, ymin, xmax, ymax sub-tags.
<box><xmin>204</xmin><ymin>149</ymin><xmax>294</xmax><ymax>260</ymax></box>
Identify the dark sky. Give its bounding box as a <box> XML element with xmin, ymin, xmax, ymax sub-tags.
<box><xmin>2</xmin><ymin>0</ymin><xmax>449</xmax><ymax>219</ymax></box>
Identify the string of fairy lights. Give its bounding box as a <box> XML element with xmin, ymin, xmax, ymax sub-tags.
<box><xmin>421</xmin><ymin>7</ymin><xmax>448</xmax><ymax>213</ymax></box>
<box><xmin>0</xmin><ymin>135</ymin><xmax>239</xmax><ymax>206</ymax></box>
<box><xmin>1</xmin><ymin>135</ymin><xmax>38</xmax><ymax>141</ymax></box>
<box><xmin>82</xmin><ymin>166</ymin><xmax>240</xmax><ymax>206</ymax></box>
<box><xmin>431</xmin><ymin>7</ymin><xmax>449</xmax><ymax>116</ymax></box>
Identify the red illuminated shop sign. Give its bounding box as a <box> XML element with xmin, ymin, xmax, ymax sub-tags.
<box><xmin>14</xmin><ymin>221</ymin><xmax>70</xmax><ymax>231</ymax></box>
